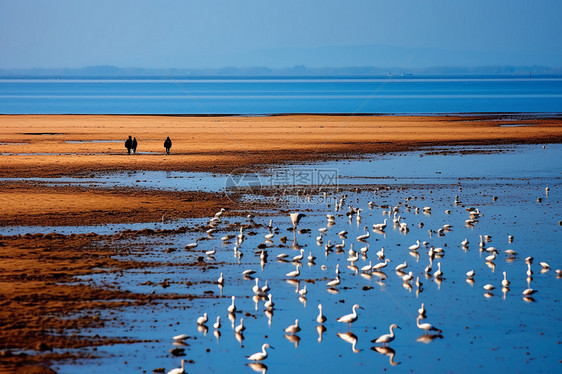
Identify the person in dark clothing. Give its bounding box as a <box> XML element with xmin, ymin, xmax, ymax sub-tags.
<box><xmin>125</xmin><ymin>135</ymin><xmax>133</xmax><ymax>154</ymax></box>
<box><xmin>131</xmin><ymin>137</ymin><xmax>138</xmax><ymax>154</ymax></box>
<box><xmin>164</xmin><ymin>136</ymin><xmax>172</xmax><ymax>155</ymax></box>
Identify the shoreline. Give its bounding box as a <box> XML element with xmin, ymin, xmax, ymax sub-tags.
<box><xmin>1</xmin><ymin>113</ymin><xmax>562</xmax><ymax>227</ymax></box>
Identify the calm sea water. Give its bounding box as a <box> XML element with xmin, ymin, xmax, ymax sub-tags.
<box><xmin>1</xmin><ymin>77</ymin><xmax>561</xmax><ymax>114</ymax></box>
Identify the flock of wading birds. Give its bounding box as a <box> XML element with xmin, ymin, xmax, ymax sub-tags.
<box><xmin>166</xmin><ymin>188</ymin><xmax>560</xmax><ymax>374</ymax></box>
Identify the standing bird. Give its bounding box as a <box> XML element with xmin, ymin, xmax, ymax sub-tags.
<box><xmin>290</xmin><ymin>212</ymin><xmax>306</xmax><ymax>230</ymax></box>
<box><xmin>372</xmin><ymin>324</ymin><xmax>401</xmax><ymax>346</ymax></box>
<box><xmin>416</xmin><ymin>315</ymin><xmax>442</xmax><ymax>334</ymax></box>
<box><xmin>235</xmin><ymin>318</ymin><xmax>246</xmax><ymax>334</ymax></box>
<box><xmin>286</xmin><ymin>265</ymin><xmax>301</xmax><ymax>278</ymax></box>
<box><xmin>337</xmin><ymin>304</ymin><xmax>363</xmax><ymax>325</ymax></box>
<box><xmin>317</xmin><ymin>304</ymin><xmax>327</xmax><ymax>324</ymax></box>
<box><xmin>247</xmin><ymin>343</ymin><xmax>274</xmax><ymax>362</ymax></box>
<box><xmin>197</xmin><ymin>312</ymin><xmax>208</xmax><ymax>326</ymax></box>
<box><xmin>167</xmin><ymin>359</ymin><xmax>186</xmax><ymax>374</ymax></box>
<box><xmin>227</xmin><ymin>296</ymin><xmax>237</xmax><ymax>314</ymax></box>
<box><xmin>284</xmin><ymin>319</ymin><xmax>301</xmax><ymax>334</ymax></box>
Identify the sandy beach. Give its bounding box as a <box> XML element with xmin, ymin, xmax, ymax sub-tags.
<box><xmin>1</xmin><ymin>114</ymin><xmax>562</xmax><ymax>372</ymax></box>
<box><xmin>1</xmin><ymin>114</ymin><xmax>561</xmax><ymax>227</ymax></box>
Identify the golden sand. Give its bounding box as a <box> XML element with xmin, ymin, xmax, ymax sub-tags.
<box><xmin>0</xmin><ymin>114</ymin><xmax>561</xmax><ymax>226</ymax></box>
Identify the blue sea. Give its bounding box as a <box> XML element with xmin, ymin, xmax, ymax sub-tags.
<box><xmin>1</xmin><ymin>77</ymin><xmax>561</xmax><ymax>114</ymax></box>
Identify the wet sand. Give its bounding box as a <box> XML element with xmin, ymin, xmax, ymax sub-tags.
<box><xmin>1</xmin><ymin>114</ymin><xmax>561</xmax><ymax>227</ymax></box>
<box><xmin>1</xmin><ymin>114</ymin><xmax>562</xmax><ymax>372</ymax></box>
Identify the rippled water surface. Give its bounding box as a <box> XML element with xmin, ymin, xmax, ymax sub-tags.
<box><xmin>5</xmin><ymin>144</ymin><xmax>561</xmax><ymax>373</ymax></box>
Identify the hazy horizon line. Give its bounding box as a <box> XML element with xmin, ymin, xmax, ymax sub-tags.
<box><xmin>1</xmin><ymin>64</ymin><xmax>561</xmax><ymax>78</ymax></box>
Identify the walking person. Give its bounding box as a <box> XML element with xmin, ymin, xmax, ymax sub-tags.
<box><xmin>131</xmin><ymin>137</ymin><xmax>138</xmax><ymax>154</ymax></box>
<box><xmin>125</xmin><ymin>135</ymin><xmax>133</xmax><ymax>154</ymax></box>
<box><xmin>164</xmin><ymin>136</ymin><xmax>172</xmax><ymax>155</ymax></box>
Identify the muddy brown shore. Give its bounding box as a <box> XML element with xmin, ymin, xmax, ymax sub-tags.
<box><xmin>1</xmin><ymin>114</ymin><xmax>562</xmax><ymax>372</ymax></box>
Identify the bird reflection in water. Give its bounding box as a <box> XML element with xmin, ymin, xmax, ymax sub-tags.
<box><xmin>416</xmin><ymin>333</ymin><xmax>443</xmax><ymax>344</ymax></box>
<box><xmin>284</xmin><ymin>333</ymin><xmax>300</xmax><ymax>348</ymax></box>
<box><xmin>197</xmin><ymin>324</ymin><xmax>208</xmax><ymax>336</ymax></box>
<box><xmin>372</xmin><ymin>346</ymin><xmax>400</xmax><ymax>366</ymax></box>
<box><xmin>317</xmin><ymin>324</ymin><xmax>326</xmax><ymax>342</ymax></box>
<box><xmin>247</xmin><ymin>362</ymin><xmax>268</xmax><ymax>374</ymax></box>
<box><xmin>337</xmin><ymin>332</ymin><xmax>360</xmax><ymax>353</ymax></box>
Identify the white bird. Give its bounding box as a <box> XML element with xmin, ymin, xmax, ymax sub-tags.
<box><xmin>433</xmin><ymin>262</ymin><xmax>443</xmax><ymax>279</ymax></box>
<box><xmin>167</xmin><ymin>359</ymin><xmax>186</xmax><ymax>374</ymax></box>
<box><xmin>227</xmin><ymin>296</ymin><xmax>237</xmax><ymax>314</ymax></box>
<box><xmin>338</xmin><ymin>230</ymin><xmax>348</xmax><ymax>237</ymax></box>
<box><xmin>246</xmin><ymin>343</ymin><xmax>273</xmax><ymax>362</ymax></box>
<box><xmin>373</xmin><ymin>219</ymin><xmax>388</xmax><ymax>231</ymax></box>
<box><xmin>213</xmin><ymin>316</ymin><xmax>221</xmax><ymax>330</ymax></box>
<box><xmin>308</xmin><ymin>252</ymin><xmax>316</xmax><ymax>262</ymax></box>
<box><xmin>466</xmin><ymin>269</ymin><xmax>475</xmax><ymax>278</ymax></box>
<box><xmin>376</xmin><ymin>247</ymin><xmax>385</xmax><ymax>260</ymax></box>
<box><xmin>373</xmin><ymin>258</ymin><xmax>391</xmax><ymax>271</ymax></box>
<box><xmin>264</xmin><ymin>294</ymin><xmax>274</xmax><ymax>309</ymax></box>
<box><xmin>277</xmin><ymin>253</ymin><xmax>289</xmax><ymax>260</ymax></box>
<box><xmin>337</xmin><ymin>304</ymin><xmax>362</xmax><ymax>324</ymax></box>
<box><xmin>540</xmin><ymin>262</ymin><xmax>550</xmax><ymax>269</ymax></box>
<box><xmin>502</xmin><ymin>271</ymin><xmax>510</xmax><ymax>287</ymax></box>
<box><xmin>284</xmin><ymin>319</ymin><xmax>301</xmax><ymax>334</ymax></box>
<box><xmin>242</xmin><ymin>269</ymin><xmax>256</xmax><ymax>276</ymax></box>
<box><xmin>317</xmin><ymin>304</ymin><xmax>327</xmax><ymax>323</ymax></box>
<box><xmin>485</xmin><ymin>252</ymin><xmax>496</xmax><ymax>262</ymax></box>
<box><xmin>286</xmin><ymin>265</ymin><xmax>301</xmax><ymax>278</ymax></box>
<box><xmin>298</xmin><ymin>284</ymin><xmax>307</xmax><ymax>297</ymax></box>
<box><xmin>235</xmin><ymin>318</ymin><xmax>246</xmax><ymax>333</ymax></box>
<box><xmin>197</xmin><ymin>312</ymin><xmax>208</xmax><ymax>326</ymax></box>
<box><xmin>483</xmin><ymin>284</ymin><xmax>495</xmax><ymax>291</ymax></box>
<box><xmin>361</xmin><ymin>261</ymin><xmax>373</xmax><ymax>272</ymax></box>
<box><xmin>264</xmin><ymin>232</ymin><xmax>274</xmax><ymax>240</ymax></box>
<box><xmin>461</xmin><ymin>238</ymin><xmax>469</xmax><ymax>246</ymax></box>
<box><xmin>327</xmin><ymin>276</ymin><xmax>341</xmax><ymax>288</ymax></box>
<box><xmin>395</xmin><ymin>260</ymin><xmax>407</xmax><ymax>271</ymax></box>
<box><xmin>418</xmin><ymin>303</ymin><xmax>426</xmax><ymax>317</ymax></box>
<box><xmin>372</xmin><ymin>323</ymin><xmax>400</xmax><ymax>346</ymax></box>
<box><xmin>252</xmin><ymin>278</ymin><xmax>262</xmax><ymax>295</ymax></box>
<box><xmin>172</xmin><ymin>333</ymin><xmax>188</xmax><ymax>342</ymax></box>
<box><xmin>261</xmin><ymin>280</ymin><xmax>270</xmax><ymax>294</ymax></box>
<box><xmin>290</xmin><ymin>212</ymin><xmax>306</xmax><ymax>230</ymax></box>
<box><xmin>527</xmin><ymin>263</ymin><xmax>533</xmax><ymax>277</ymax></box>
<box><xmin>292</xmin><ymin>249</ymin><xmax>305</xmax><ymax>262</ymax></box>
<box><xmin>357</xmin><ymin>227</ymin><xmax>370</xmax><ymax>241</ymax></box>
<box><xmin>402</xmin><ymin>271</ymin><xmax>413</xmax><ymax>282</ymax></box>
<box><xmin>416</xmin><ymin>316</ymin><xmax>442</xmax><ymax>334</ymax></box>
<box><xmin>409</xmin><ymin>240</ymin><xmax>421</xmax><ymax>251</ymax></box>
<box><xmin>522</xmin><ymin>288</ymin><xmax>538</xmax><ymax>296</ymax></box>
<box><xmin>217</xmin><ymin>272</ymin><xmax>224</xmax><ymax>285</ymax></box>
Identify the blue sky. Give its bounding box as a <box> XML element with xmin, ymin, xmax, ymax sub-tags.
<box><xmin>1</xmin><ymin>0</ymin><xmax>561</xmax><ymax>69</ymax></box>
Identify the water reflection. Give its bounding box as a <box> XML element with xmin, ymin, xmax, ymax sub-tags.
<box><xmin>372</xmin><ymin>346</ymin><xmax>400</xmax><ymax>366</ymax></box>
<box><xmin>416</xmin><ymin>334</ymin><xmax>444</xmax><ymax>344</ymax></box>
<box><xmin>316</xmin><ymin>325</ymin><xmax>326</xmax><ymax>342</ymax></box>
<box><xmin>247</xmin><ymin>362</ymin><xmax>268</xmax><ymax>374</ymax></box>
<box><xmin>337</xmin><ymin>332</ymin><xmax>360</xmax><ymax>353</ymax></box>
<box><xmin>284</xmin><ymin>333</ymin><xmax>300</xmax><ymax>348</ymax></box>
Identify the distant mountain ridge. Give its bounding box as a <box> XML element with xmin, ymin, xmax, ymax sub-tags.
<box><xmin>1</xmin><ymin>65</ymin><xmax>561</xmax><ymax>78</ymax></box>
